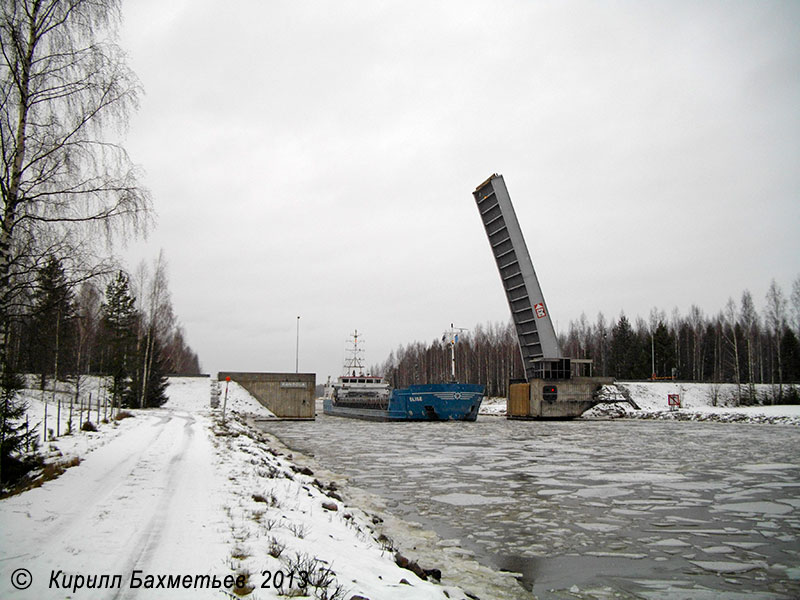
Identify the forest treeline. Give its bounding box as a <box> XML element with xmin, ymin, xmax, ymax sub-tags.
<box><xmin>378</xmin><ymin>321</ymin><xmax>523</xmax><ymax>397</ymax></box>
<box><xmin>9</xmin><ymin>253</ymin><xmax>201</xmax><ymax>408</ymax></box>
<box><xmin>378</xmin><ymin>278</ymin><xmax>800</xmax><ymax>403</ymax></box>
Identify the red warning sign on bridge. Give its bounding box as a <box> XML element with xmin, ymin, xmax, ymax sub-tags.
<box><xmin>534</xmin><ymin>303</ymin><xmax>547</xmax><ymax>318</ymax></box>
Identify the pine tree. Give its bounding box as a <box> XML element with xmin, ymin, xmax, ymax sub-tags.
<box><xmin>100</xmin><ymin>272</ymin><xmax>138</xmax><ymax>408</ymax></box>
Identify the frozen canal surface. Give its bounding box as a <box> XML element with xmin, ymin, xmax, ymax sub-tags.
<box><xmin>258</xmin><ymin>416</ymin><xmax>800</xmax><ymax>599</ymax></box>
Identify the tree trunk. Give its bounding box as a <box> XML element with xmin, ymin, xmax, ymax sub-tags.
<box><xmin>0</xmin><ymin>3</ymin><xmax>38</xmax><ymax>376</ymax></box>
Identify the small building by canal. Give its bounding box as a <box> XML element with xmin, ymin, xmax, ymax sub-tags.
<box><xmin>218</xmin><ymin>372</ymin><xmax>316</xmax><ymax>420</ymax></box>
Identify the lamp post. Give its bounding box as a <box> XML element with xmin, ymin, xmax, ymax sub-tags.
<box><xmin>651</xmin><ymin>332</ymin><xmax>655</xmax><ymax>379</ymax></box>
<box><xmin>296</xmin><ymin>316</ymin><xmax>300</xmax><ymax>373</ymax></box>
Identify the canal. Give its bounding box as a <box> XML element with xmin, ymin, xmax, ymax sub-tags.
<box><xmin>256</xmin><ymin>415</ymin><xmax>800</xmax><ymax>599</ymax></box>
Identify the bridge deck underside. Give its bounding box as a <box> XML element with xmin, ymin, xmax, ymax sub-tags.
<box><xmin>473</xmin><ymin>175</ymin><xmax>560</xmax><ymax>381</ymax></box>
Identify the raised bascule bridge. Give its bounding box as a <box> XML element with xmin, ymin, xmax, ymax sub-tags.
<box><xmin>472</xmin><ymin>173</ymin><xmax>635</xmax><ymax>419</ymax></box>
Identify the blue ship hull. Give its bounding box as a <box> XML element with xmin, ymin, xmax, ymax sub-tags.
<box><xmin>324</xmin><ymin>383</ymin><xmax>484</xmax><ymax>421</ymax></box>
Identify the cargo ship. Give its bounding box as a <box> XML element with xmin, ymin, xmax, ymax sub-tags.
<box><xmin>323</xmin><ymin>329</ymin><xmax>484</xmax><ymax>421</ymax></box>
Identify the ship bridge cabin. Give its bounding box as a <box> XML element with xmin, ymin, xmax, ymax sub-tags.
<box><xmin>341</xmin><ymin>375</ymin><xmax>384</xmax><ymax>385</ymax></box>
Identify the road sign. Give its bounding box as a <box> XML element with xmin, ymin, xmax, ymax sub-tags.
<box><xmin>668</xmin><ymin>394</ymin><xmax>681</xmax><ymax>410</ymax></box>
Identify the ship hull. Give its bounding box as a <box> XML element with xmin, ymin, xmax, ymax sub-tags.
<box><xmin>324</xmin><ymin>383</ymin><xmax>484</xmax><ymax>421</ymax></box>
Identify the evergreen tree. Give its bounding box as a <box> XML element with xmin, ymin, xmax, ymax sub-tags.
<box><xmin>652</xmin><ymin>321</ymin><xmax>675</xmax><ymax>377</ymax></box>
<box><xmin>0</xmin><ymin>368</ymin><xmax>37</xmax><ymax>487</ymax></box>
<box><xmin>100</xmin><ymin>272</ymin><xmax>138</xmax><ymax>408</ymax></box>
<box><xmin>125</xmin><ymin>337</ymin><xmax>169</xmax><ymax>408</ymax></box>
<box><xmin>779</xmin><ymin>329</ymin><xmax>800</xmax><ymax>387</ymax></box>
<box><xmin>702</xmin><ymin>322</ymin><xmax>717</xmax><ymax>382</ymax></box>
<box><xmin>610</xmin><ymin>315</ymin><xmax>638</xmax><ymax>379</ymax></box>
<box><xmin>29</xmin><ymin>256</ymin><xmax>76</xmax><ymax>386</ymax></box>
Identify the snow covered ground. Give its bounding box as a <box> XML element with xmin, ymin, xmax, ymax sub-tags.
<box><xmin>480</xmin><ymin>382</ymin><xmax>800</xmax><ymax>425</ymax></box>
<box><xmin>589</xmin><ymin>382</ymin><xmax>800</xmax><ymax>424</ymax></box>
<box><xmin>478</xmin><ymin>396</ymin><xmax>508</xmax><ymax>417</ymax></box>
<box><xmin>0</xmin><ymin>377</ymin><xmax>475</xmax><ymax>599</ymax></box>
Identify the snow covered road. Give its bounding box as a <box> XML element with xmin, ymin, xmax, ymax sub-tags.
<box><xmin>0</xmin><ymin>405</ymin><xmax>228</xmax><ymax>599</ymax></box>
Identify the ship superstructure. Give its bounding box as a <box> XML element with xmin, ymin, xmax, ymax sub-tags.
<box><xmin>330</xmin><ymin>331</ymin><xmax>391</xmax><ymax>410</ymax></box>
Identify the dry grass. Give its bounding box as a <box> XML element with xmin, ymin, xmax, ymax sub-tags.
<box><xmin>231</xmin><ymin>569</ymin><xmax>254</xmax><ymax>596</ymax></box>
<box><xmin>1</xmin><ymin>456</ymin><xmax>81</xmax><ymax>499</ymax></box>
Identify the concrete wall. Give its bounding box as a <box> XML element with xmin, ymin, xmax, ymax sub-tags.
<box><xmin>218</xmin><ymin>372</ymin><xmax>315</xmax><ymax>419</ymax></box>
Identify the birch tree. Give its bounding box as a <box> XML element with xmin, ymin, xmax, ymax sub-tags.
<box><xmin>0</xmin><ymin>0</ymin><xmax>150</xmax><ymax>366</ymax></box>
<box><xmin>765</xmin><ymin>280</ymin><xmax>788</xmax><ymax>401</ymax></box>
<box><xmin>791</xmin><ymin>275</ymin><xmax>800</xmax><ymax>338</ymax></box>
<box><xmin>722</xmin><ymin>298</ymin><xmax>741</xmax><ymax>404</ymax></box>
<box><xmin>132</xmin><ymin>251</ymin><xmax>171</xmax><ymax>408</ymax></box>
<box><xmin>739</xmin><ymin>290</ymin><xmax>758</xmax><ymax>403</ymax></box>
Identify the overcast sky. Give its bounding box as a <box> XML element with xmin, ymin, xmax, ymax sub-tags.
<box><xmin>118</xmin><ymin>1</ymin><xmax>800</xmax><ymax>381</ymax></box>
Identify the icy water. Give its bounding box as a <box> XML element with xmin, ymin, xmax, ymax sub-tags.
<box><xmin>257</xmin><ymin>416</ymin><xmax>800</xmax><ymax>599</ymax></box>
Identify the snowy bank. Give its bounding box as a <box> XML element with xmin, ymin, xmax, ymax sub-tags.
<box><xmin>480</xmin><ymin>381</ymin><xmax>800</xmax><ymax>425</ymax></box>
<box><xmin>478</xmin><ymin>396</ymin><xmax>507</xmax><ymax>417</ymax></box>
<box><xmin>213</xmin><ymin>413</ymin><xmax>476</xmax><ymax>599</ymax></box>
<box><xmin>587</xmin><ymin>382</ymin><xmax>800</xmax><ymax>425</ymax></box>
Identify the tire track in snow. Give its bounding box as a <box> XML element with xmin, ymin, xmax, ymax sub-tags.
<box><xmin>1</xmin><ymin>412</ymin><xmax>172</xmax><ymax>555</ymax></box>
<box><xmin>0</xmin><ymin>409</ymin><xmax>204</xmax><ymax>598</ymax></box>
<box><xmin>109</xmin><ymin>411</ymin><xmax>197</xmax><ymax>600</ymax></box>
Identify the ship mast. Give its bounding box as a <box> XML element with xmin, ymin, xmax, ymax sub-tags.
<box><xmin>443</xmin><ymin>324</ymin><xmax>468</xmax><ymax>382</ymax></box>
<box><xmin>343</xmin><ymin>330</ymin><xmax>366</xmax><ymax>376</ymax></box>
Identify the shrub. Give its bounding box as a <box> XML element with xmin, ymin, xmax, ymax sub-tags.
<box><xmin>232</xmin><ymin>569</ymin><xmax>254</xmax><ymax>596</ymax></box>
<box><xmin>268</xmin><ymin>536</ymin><xmax>286</xmax><ymax>558</ymax></box>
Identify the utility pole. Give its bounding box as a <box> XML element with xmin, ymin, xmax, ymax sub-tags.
<box><xmin>222</xmin><ymin>376</ymin><xmax>230</xmax><ymax>422</ymax></box>
<box><xmin>296</xmin><ymin>316</ymin><xmax>300</xmax><ymax>373</ymax></box>
<box><xmin>651</xmin><ymin>331</ymin><xmax>655</xmax><ymax>379</ymax></box>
